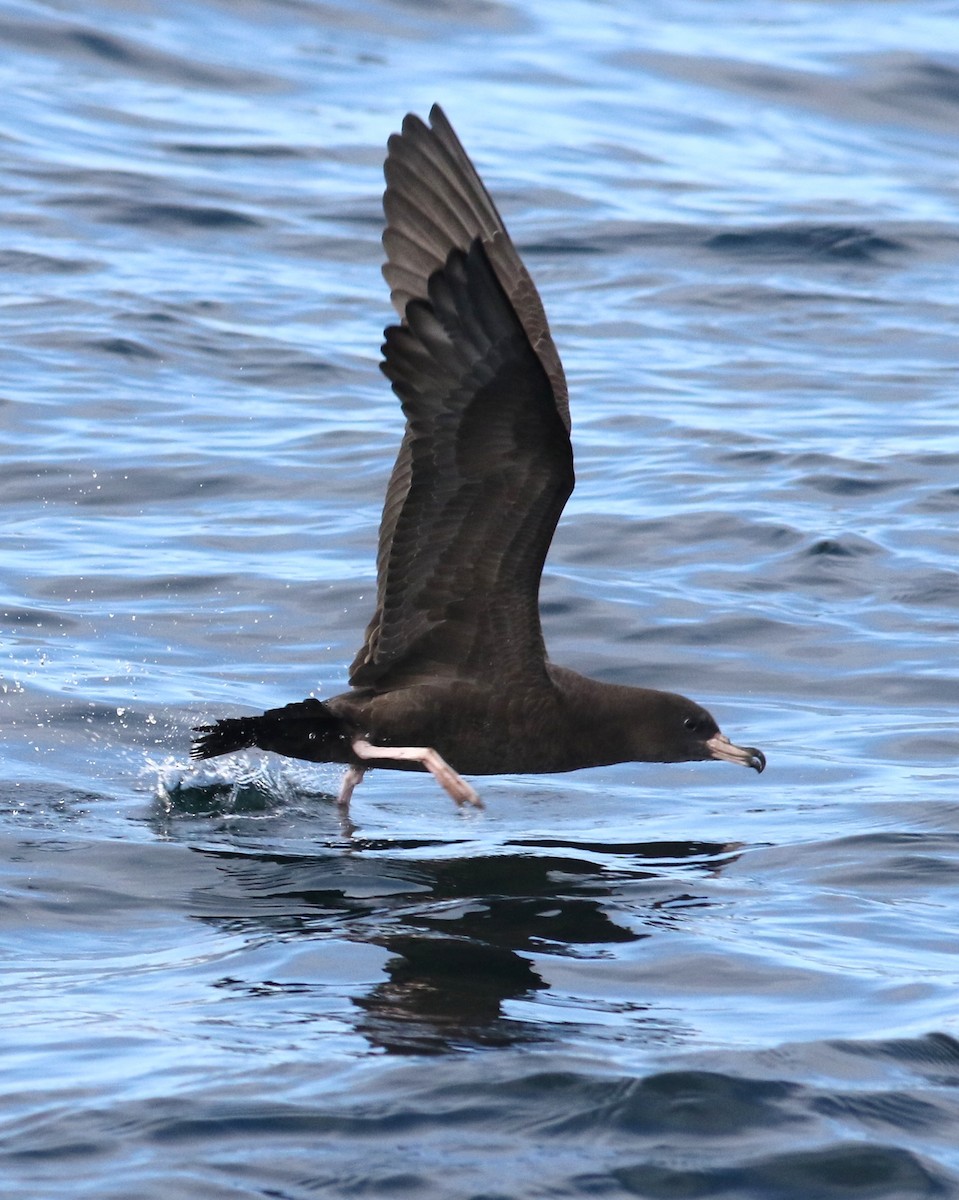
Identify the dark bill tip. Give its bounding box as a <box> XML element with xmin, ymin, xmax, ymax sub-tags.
<box><xmin>705</xmin><ymin>733</ymin><xmax>766</xmax><ymax>774</ymax></box>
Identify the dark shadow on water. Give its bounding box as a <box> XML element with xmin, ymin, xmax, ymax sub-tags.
<box><xmin>356</xmin><ymin>933</ymin><xmax>549</xmax><ymax>1053</ymax></box>
<box><xmin>173</xmin><ymin>833</ymin><xmax>742</xmax><ymax>1054</ymax></box>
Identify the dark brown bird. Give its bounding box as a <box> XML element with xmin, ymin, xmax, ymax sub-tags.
<box><xmin>192</xmin><ymin>105</ymin><xmax>765</xmax><ymax>809</ymax></box>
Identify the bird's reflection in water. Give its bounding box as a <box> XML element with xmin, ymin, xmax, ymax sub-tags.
<box><xmin>184</xmin><ymin>836</ymin><xmax>741</xmax><ymax>1055</ymax></box>
<box><xmin>354</xmin><ymin>852</ymin><xmax>641</xmax><ymax>1052</ymax></box>
<box><xmin>357</xmin><ymin>933</ymin><xmax>548</xmax><ymax>1052</ymax></box>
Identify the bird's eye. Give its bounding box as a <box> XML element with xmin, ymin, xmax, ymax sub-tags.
<box><xmin>684</xmin><ymin>717</ymin><xmax>699</xmax><ymax>732</ymax></box>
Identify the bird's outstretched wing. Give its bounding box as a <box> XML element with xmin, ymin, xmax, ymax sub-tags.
<box><xmin>381</xmin><ymin>106</ymin><xmax>569</xmax><ymax>420</ymax></box>
<box><xmin>349</xmin><ymin>108</ymin><xmax>573</xmax><ymax>689</ymax></box>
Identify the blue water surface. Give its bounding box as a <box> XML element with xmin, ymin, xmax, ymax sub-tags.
<box><xmin>2</xmin><ymin>1</ymin><xmax>959</xmax><ymax>1196</ymax></box>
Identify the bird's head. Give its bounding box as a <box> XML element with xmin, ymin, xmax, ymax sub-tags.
<box><xmin>630</xmin><ymin>690</ymin><xmax>766</xmax><ymax>773</ymax></box>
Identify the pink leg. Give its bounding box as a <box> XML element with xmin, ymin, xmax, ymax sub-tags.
<box><xmin>350</xmin><ymin>738</ymin><xmax>483</xmax><ymax>809</ymax></box>
<box><xmin>337</xmin><ymin>765</ymin><xmax>365</xmax><ymax>809</ymax></box>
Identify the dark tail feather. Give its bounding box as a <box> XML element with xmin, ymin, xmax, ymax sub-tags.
<box><xmin>190</xmin><ymin>715</ymin><xmax>262</xmax><ymax>760</ymax></box>
<box><xmin>191</xmin><ymin>698</ymin><xmax>351</xmax><ymax>764</ymax></box>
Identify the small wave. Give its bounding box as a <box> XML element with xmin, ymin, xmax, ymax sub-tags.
<box><xmin>114</xmin><ymin>202</ymin><xmax>261</xmax><ymax>231</ymax></box>
<box><xmin>707</xmin><ymin>226</ymin><xmax>906</xmax><ymax>263</ymax></box>
<box><xmin>152</xmin><ymin>753</ymin><xmax>337</xmax><ymax>818</ymax></box>
<box><xmin>613</xmin><ymin>1142</ymin><xmax>946</xmax><ymax>1198</ymax></box>
<box><xmin>0</xmin><ymin>250</ymin><xmax>96</xmax><ymax>275</ymax></box>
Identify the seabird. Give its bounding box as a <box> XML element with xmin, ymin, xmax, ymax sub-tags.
<box><xmin>192</xmin><ymin>105</ymin><xmax>766</xmax><ymax>809</ymax></box>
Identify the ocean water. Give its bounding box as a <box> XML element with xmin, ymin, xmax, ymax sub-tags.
<box><xmin>3</xmin><ymin>0</ymin><xmax>959</xmax><ymax>1195</ymax></box>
